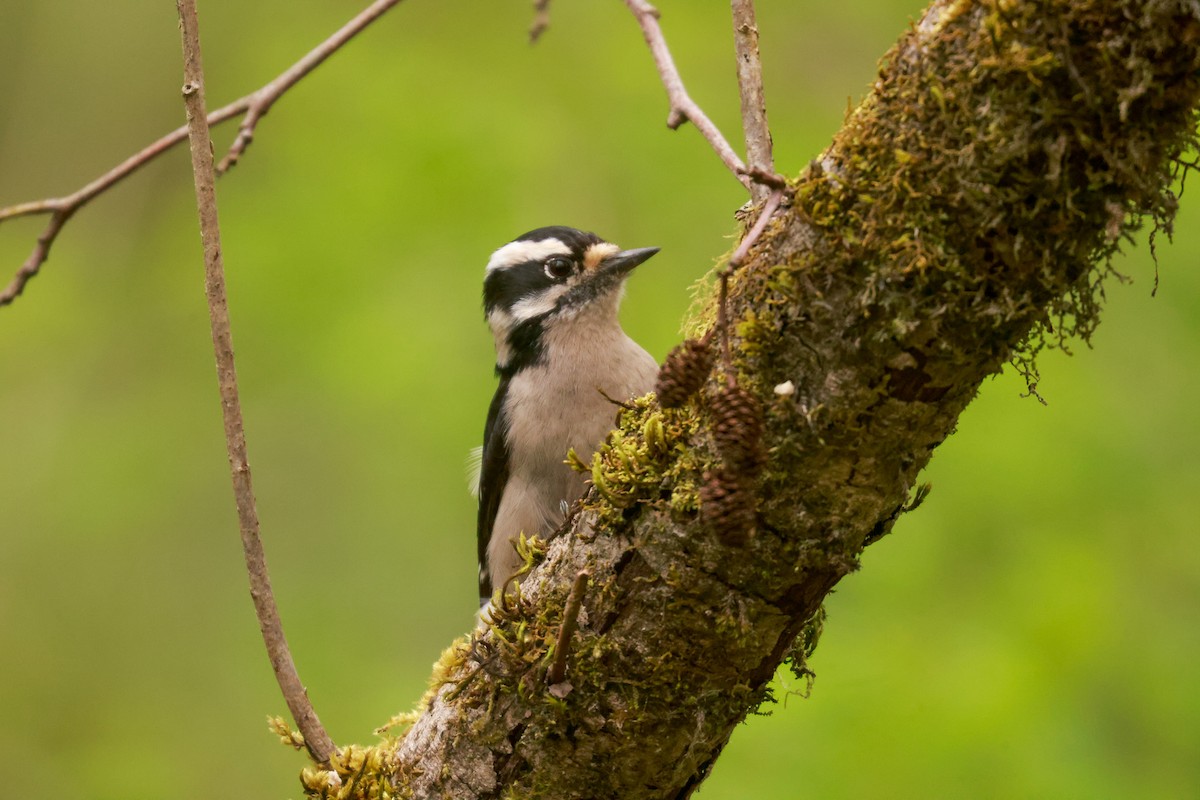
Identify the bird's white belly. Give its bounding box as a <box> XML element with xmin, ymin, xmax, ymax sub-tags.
<box><xmin>487</xmin><ymin>332</ymin><xmax>657</xmax><ymax>591</ymax></box>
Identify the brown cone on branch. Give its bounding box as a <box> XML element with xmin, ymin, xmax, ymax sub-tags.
<box><xmin>693</xmin><ymin>266</ymin><xmax>766</xmax><ymax>547</ymax></box>
<box><xmin>656</xmin><ymin>336</ymin><xmax>715</xmax><ymax>409</ymax></box>
<box><xmin>710</xmin><ymin>383</ymin><xmax>766</xmax><ymax>474</ymax></box>
<box><xmin>700</xmin><ymin>469</ymin><xmax>756</xmax><ymax>546</ymax></box>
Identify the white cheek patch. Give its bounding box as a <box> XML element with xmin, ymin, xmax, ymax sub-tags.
<box><xmin>486</xmin><ymin>238</ymin><xmax>572</xmax><ymax>274</ymax></box>
<box><xmin>510</xmin><ymin>284</ymin><xmax>569</xmax><ymax>321</ymax></box>
<box><xmin>487</xmin><ymin>308</ymin><xmax>515</xmax><ymax>366</ymax></box>
<box><xmin>488</xmin><ymin>307</ymin><xmax>513</xmax><ymax>336</ymax></box>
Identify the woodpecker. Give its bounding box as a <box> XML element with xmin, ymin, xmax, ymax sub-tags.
<box><xmin>474</xmin><ymin>226</ymin><xmax>659</xmax><ymax>607</ymax></box>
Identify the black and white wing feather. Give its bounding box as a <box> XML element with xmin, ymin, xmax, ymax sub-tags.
<box><xmin>476</xmin><ymin>377</ymin><xmax>511</xmax><ymax>605</ymax></box>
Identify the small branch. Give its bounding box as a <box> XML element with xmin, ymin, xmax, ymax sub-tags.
<box><xmin>721</xmin><ymin>187</ymin><xmax>782</xmax><ymax>385</ymax></box>
<box><xmin>622</xmin><ymin>0</ymin><xmax>752</xmax><ymax>192</ymax></box>
<box><xmin>730</xmin><ymin>0</ymin><xmax>774</xmax><ymax>203</ymax></box>
<box><xmin>0</xmin><ymin>107</ymin><xmax>245</xmax><ymax>307</ymax></box>
<box><xmin>741</xmin><ymin>165</ymin><xmax>789</xmax><ymax>190</ymax></box>
<box><xmin>529</xmin><ymin>0</ymin><xmax>553</xmax><ymax>44</ymax></box>
<box><xmin>176</xmin><ymin>0</ymin><xmax>335</xmax><ymax>767</ymax></box>
<box><xmin>0</xmin><ymin>0</ymin><xmax>405</xmax><ymax>309</ymax></box>
<box><xmin>729</xmin><ymin>187</ymin><xmax>783</xmax><ymax>268</ymax></box>
<box><xmin>0</xmin><ymin>207</ymin><xmax>74</xmax><ymax>307</ymax></box>
<box><xmin>548</xmin><ymin>571</ymin><xmax>589</xmax><ymax>687</ymax></box>
<box><xmin>717</xmin><ymin>270</ymin><xmax>734</xmax><ymax>387</ymax></box>
<box><xmin>217</xmin><ymin>0</ymin><xmax>407</xmax><ymax>174</ymax></box>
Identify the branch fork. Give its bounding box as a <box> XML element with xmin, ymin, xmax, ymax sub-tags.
<box><xmin>623</xmin><ymin>0</ymin><xmax>783</xmax><ymax>197</ymax></box>
<box><xmin>0</xmin><ymin>0</ymin><xmax>406</xmax><ymax>309</ymax></box>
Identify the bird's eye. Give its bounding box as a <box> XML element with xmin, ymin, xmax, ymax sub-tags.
<box><xmin>543</xmin><ymin>256</ymin><xmax>574</xmax><ymax>280</ymax></box>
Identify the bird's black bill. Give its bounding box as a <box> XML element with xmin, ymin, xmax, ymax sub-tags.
<box><xmin>597</xmin><ymin>246</ymin><xmax>660</xmax><ymax>279</ymax></box>
<box><xmin>557</xmin><ymin>245</ymin><xmax>660</xmax><ymax>313</ymax></box>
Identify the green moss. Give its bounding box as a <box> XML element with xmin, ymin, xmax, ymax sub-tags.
<box><xmin>583</xmin><ymin>394</ymin><xmax>704</xmax><ymax>530</ymax></box>
<box><xmin>269</xmin><ymin>714</ymin><xmax>406</xmax><ymax>800</ymax></box>
<box><xmin>780</xmin><ymin>605</ymin><xmax>826</xmax><ymax>700</ymax></box>
<box><xmin>753</xmin><ymin>0</ymin><xmax>1198</xmax><ymax>387</ymax></box>
<box><xmin>297</xmin><ymin>741</ymin><xmax>402</xmax><ymax>800</ymax></box>
<box><xmin>422</xmin><ymin>635</ymin><xmax>474</xmax><ymax>703</ymax></box>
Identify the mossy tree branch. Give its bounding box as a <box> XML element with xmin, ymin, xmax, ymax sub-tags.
<box><xmin>298</xmin><ymin>0</ymin><xmax>1200</xmax><ymax>796</ymax></box>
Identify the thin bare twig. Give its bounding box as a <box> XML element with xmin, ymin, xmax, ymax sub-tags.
<box><xmin>730</xmin><ymin>0</ymin><xmax>774</xmax><ymax>203</ymax></box>
<box><xmin>729</xmin><ymin>187</ymin><xmax>783</xmax><ymax>268</ymax></box>
<box><xmin>218</xmin><ymin>0</ymin><xmax>406</xmax><ymax>174</ymax></box>
<box><xmin>0</xmin><ymin>0</ymin><xmax>405</xmax><ymax>309</ymax></box>
<box><xmin>741</xmin><ymin>165</ymin><xmax>789</xmax><ymax>190</ymax></box>
<box><xmin>720</xmin><ymin>187</ymin><xmax>783</xmax><ymax>385</ymax></box>
<box><xmin>530</xmin><ymin>0</ymin><xmax>553</xmax><ymax>44</ymax></box>
<box><xmin>622</xmin><ymin>0</ymin><xmax>753</xmax><ymax>192</ymax></box>
<box><xmin>717</xmin><ymin>270</ymin><xmax>735</xmax><ymax>387</ymax></box>
<box><xmin>548</xmin><ymin>571</ymin><xmax>589</xmax><ymax>687</ymax></box>
<box><xmin>176</xmin><ymin>0</ymin><xmax>336</xmax><ymax>767</ymax></box>
<box><xmin>0</xmin><ymin>107</ymin><xmax>243</xmax><ymax>307</ymax></box>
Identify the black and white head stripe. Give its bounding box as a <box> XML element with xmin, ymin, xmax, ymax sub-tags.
<box><xmin>483</xmin><ymin>227</ymin><xmax>655</xmax><ymax>316</ymax></box>
<box><xmin>483</xmin><ymin>227</ymin><xmax>603</xmax><ymax>314</ymax></box>
<box><xmin>482</xmin><ymin>226</ymin><xmax>658</xmax><ymax>375</ymax></box>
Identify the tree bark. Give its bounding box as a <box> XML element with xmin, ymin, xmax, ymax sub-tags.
<box><xmin>299</xmin><ymin>0</ymin><xmax>1200</xmax><ymax>796</ymax></box>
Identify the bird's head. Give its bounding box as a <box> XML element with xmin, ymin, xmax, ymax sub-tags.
<box><xmin>482</xmin><ymin>226</ymin><xmax>658</xmax><ymax>374</ymax></box>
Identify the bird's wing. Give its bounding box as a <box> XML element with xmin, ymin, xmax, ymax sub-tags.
<box><xmin>476</xmin><ymin>378</ymin><xmax>511</xmax><ymax>604</ymax></box>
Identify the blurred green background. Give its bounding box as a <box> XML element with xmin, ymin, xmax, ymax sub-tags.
<box><xmin>1</xmin><ymin>1</ymin><xmax>1196</xmax><ymax>798</ymax></box>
